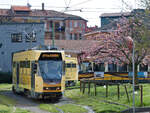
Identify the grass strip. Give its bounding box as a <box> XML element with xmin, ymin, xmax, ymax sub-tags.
<box><xmin>39</xmin><ymin>104</ymin><xmax>59</xmax><ymax>113</ymax></box>
<box><xmin>65</xmin><ymin>84</ymin><xmax>150</xmax><ymax>112</ymax></box>
<box><xmin>56</xmin><ymin>104</ymin><xmax>88</xmax><ymax>113</ymax></box>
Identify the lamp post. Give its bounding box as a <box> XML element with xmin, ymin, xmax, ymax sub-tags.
<box><xmin>132</xmin><ymin>39</ymin><xmax>135</xmax><ymax>113</ymax></box>
<box><xmin>52</xmin><ymin>21</ymin><xmax>55</xmax><ymax>48</ymax></box>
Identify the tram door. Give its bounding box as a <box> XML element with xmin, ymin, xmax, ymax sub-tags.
<box><xmin>31</xmin><ymin>62</ymin><xmax>35</xmax><ymax>91</ymax></box>
<box><xmin>16</xmin><ymin>63</ymin><xmax>19</xmax><ymax>88</ymax></box>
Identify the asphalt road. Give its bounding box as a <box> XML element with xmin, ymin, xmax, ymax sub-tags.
<box><xmin>1</xmin><ymin>91</ymin><xmax>95</xmax><ymax>113</ymax></box>
<box><xmin>1</xmin><ymin>91</ymin><xmax>51</xmax><ymax>113</ymax></box>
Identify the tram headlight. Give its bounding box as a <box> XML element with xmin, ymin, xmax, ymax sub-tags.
<box><xmin>56</xmin><ymin>87</ymin><xmax>61</xmax><ymax>90</ymax></box>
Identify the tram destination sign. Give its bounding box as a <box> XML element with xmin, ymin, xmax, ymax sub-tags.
<box><xmin>39</xmin><ymin>53</ymin><xmax>62</xmax><ymax>60</ymax></box>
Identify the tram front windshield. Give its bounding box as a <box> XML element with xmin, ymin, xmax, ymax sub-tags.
<box><xmin>39</xmin><ymin>60</ymin><xmax>62</xmax><ymax>83</ymax></box>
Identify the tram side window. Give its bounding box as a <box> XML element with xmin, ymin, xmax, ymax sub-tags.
<box><xmin>13</xmin><ymin>62</ymin><xmax>16</xmax><ymax>68</ymax></box>
<box><xmin>66</xmin><ymin>63</ymin><xmax>76</xmax><ymax>68</ymax></box>
<box><xmin>118</xmin><ymin>64</ymin><xmax>128</xmax><ymax>72</ymax></box>
<box><xmin>72</xmin><ymin>64</ymin><xmax>76</xmax><ymax>68</ymax></box>
<box><xmin>26</xmin><ymin>61</ymin><xmax>30</xmax><ymax>68</ymax></box>
<box><xmin>139</xmin><ymin>64</ymin><xmax>148</xmax><ymax>72</ymax></box>
<box><xmin>66</xmin><ymin>63</ymin><xmax>71</xmax><ymax>68</ymax></box>
<box><xmin>20</xmin><ymin>61</ymin><xmax>24</xmax><ymax>68</ymax></box>
<box><xmin>94</xmin><ymin>63</ymin><xmax>105</xmax><ymax>72</ymax></box>
<box><xmin>20</xmin><ymin>61</ymin><xmax>30</xmax><ymax>68</ymax></box>
<box><xmin>108</xmin><ymin>63</ymin><xmax>117</xmax><ymax>72</ymax></box>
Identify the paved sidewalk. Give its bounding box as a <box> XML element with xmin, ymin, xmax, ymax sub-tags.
<box><xmin>122</xmin><ymin>107</ymin><xmax>150</xmax><ymax>113</ymax></box>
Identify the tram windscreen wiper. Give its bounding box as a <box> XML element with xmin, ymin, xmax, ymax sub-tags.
<box><xmin>38</xmin><ymin>60</ymin><xmax>62</xmax><ymax>81</ymax></box>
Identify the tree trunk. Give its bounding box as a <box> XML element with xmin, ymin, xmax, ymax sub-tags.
<box><xmin>134</xmin><ymin>64</ymin><xmax>138</xmax><ymax>85</ymax></box>
<box><xmin>134</xmin><ymin>64</ymin><xmax>139</xmax><ymax>90</ymax></box>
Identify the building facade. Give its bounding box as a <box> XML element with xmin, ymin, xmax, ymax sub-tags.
<box><xmin>100</xmin><ymin>12</ymin><xmax>131</xmax><ymax>29</ymax></box>
<box><xmin>0</xmin><ymin>5</ymin><xmax>87</xmax><ymax>41</ymax></box>
<box><xmin>0</xmin><ymin>22</ymin><xmax>44</xmax><ymax>72</ymax></box>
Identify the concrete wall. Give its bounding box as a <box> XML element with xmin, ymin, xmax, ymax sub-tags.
<box><xmin>0</xmin><ymin>23</ymin><xmax>44</xmax><ymax>72</ymax></box>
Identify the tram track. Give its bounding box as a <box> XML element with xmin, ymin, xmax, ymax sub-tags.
<box><xmin>0</xmin><ymin>90</ymin><xmax>95</xmax><ymax>113</ymax></box>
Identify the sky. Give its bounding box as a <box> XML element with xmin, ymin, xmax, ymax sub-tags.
<box><xmin>0</xmin><ymin>0</ymin><xmax>138</xmax><ymax>27</ymax></box>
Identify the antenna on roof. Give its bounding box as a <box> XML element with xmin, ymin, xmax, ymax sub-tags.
<box><xmin>27</xmin><ymin>0</ymin><xmax>32</xmax><ymax>8</ymax></box>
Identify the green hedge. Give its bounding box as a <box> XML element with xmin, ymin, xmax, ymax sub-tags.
<box><xmin>0</xmin><ymin>72</ymin><xmax>12</xmax><ymax>83</ymax></box>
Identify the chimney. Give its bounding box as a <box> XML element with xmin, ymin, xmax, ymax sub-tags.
<box><xmin>42</xmin><ymin>3</ymin><xmax>44</xmax><ymax>11</ymax></box>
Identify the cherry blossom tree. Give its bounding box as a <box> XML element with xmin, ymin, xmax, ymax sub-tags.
<box><xmin>81</xmin><ymin>10</ymin><xmax>150</xmax><ymax>85</ymax></box>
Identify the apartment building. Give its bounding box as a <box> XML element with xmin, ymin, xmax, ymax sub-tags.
<box><xmin>0</xmin><ymin>4</ymin><xmax>87</xmax><ymax>41</ymax></box>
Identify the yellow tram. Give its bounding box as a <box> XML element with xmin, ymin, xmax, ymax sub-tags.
<box><xmin>12</xmin><ymin>49</ymin><xmax>65</xmax><ymax>99</ymax></box>
<box><xmin>65</xmin><ymin>56</ymin><xmax>78</xmax><ymax>86</ymax></box>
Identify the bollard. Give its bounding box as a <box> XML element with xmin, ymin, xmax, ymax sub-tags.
<box><xmin>140</xmin><ymin>85</ymin><xmax>143</xmax><ymax>106</ymax></box>
<box><xmin>80</xmin><ymin>81</ymin><xmax>82</xmax><ymax>92</ymax></box>
<box><xmin>94</xmin><ymin>82</ymin><xmax>97</xmax><ymax>96</ymax></box>
<box><xmin>117</xmin><ymin>84</ymin><xmax>120</xmax><ymax>100</ymax></box>
<box><xmin>88</xmin><ymin>80</ymin><xmax>91</xmax><ymax>95</ymax></box>
<box><xmin>124</xmin><ymin>85</ymin><xmax>130</xmax><ymax>102</ymax></box>
<box><xmin>82</xmin><ymin>82</ymin><xmax>85</xmax><ymax>94</ymax></box>
<box><xmin>106</xmin><ymin>84</ymin><xmax>108</xmax><ymax>97</ymax></box>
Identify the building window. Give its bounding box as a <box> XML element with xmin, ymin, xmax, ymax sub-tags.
<box><xmin>70</xmin><ymin>33</ymin><xmax>72</xmax><ymax>40</ymax></box>
<box><xmin>55</xmin><ymin>22</ymin><xmax>60</xmax><ymax>28</ymax></box>
<box><xmin>82</xmin><ymin>23</ymin><xmax>85</xmax><ymax>29</ymax></box>
<box><xmin>48</xmin><ymin>21</ymin><xmax>53</xmax><ymax>32</ymax></box>
<box><xmin>26</xmin><ymin>32</ymin><xmax>36</xmax><ymax>42</ymax></box>
<box><xmin>44</xmin><ymin>23</ymin><xmax>47</xmax><ymax>31</ymax></box>
<box><xmin>79</xmin><ymin>33</ymin><xmax>82</xmax><ymax>40</ymax></box>
<box><xmin>119</xmin><ymin>64</ymin><xmax>127</xmax><ymax>72</ymax></box>
<box><xmin>80</xmin><ymin>62</ymin><xmax>92</xmax><ymax>73</ymax></box>
<box><xmin>55</xmin><ymin>22</ymin><xmax>60</xmax><ymax>32</ymax></box>
<box><xmin>74</xmin><ymin>33</ymin><xmax>77</xmax><ymax>40</ymax></box>
<box><xmin>139</xmin><ymin>64</ymin><xmax>148</xmax><ymax>72</ymax></box>
<box><xmin>94</xmin><ymin>63</ymin><xmax>105</xmax><ymax>71</ymax></box>
<box><xmin>79</xmin><ymin>21</ymin><xmax>83</xmax><ymax>28</ymax></box>
<box><xmin>78</xmin><ymin>21</ymin><xmax>81</xmax><ymax>27</ymax></box>
<box><xmin>50</xmin><ymin>21</ymin><xmax>53</xmax><ymax>28</ymax></box>
<box><xmin>108</xmin><ymin>63</ymin><xmax>117</xmax><ymax>72</ymax></box>
<box><xmin>1</xmin><ymin>51</ymin><xmax>4</xmax><ymax>55</ymax></box>
<box><xmin>70</xmin><ymin>21</ymin><xmax>72</xmax><ymax>28</ymax></box>
<box><xmin>0</xmin><ymin>43</ymin><xmax>2</xmax><ymax>48</ymax></box>
<box><xmin>74</xmin><ymin>21</ymin><xmax>78</xmax><ymax>27</ymax></box>
<box><xmin>11</xmin><ymin>33</ymin><xmax>22</xmax><ymax>42</ymax></box>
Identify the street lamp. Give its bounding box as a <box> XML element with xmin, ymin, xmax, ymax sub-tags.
<box><xmin>132</xmin><ymin>38</ymin><xmax>135</xmax><ymax>113</ymax></box>
<box><xmin>126</xmin><ymin>36</ymin><xmax>135</xmax><ymax>113</ymax></box>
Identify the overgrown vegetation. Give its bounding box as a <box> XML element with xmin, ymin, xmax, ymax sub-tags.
<box><xmin>0</xmin><ymin>84</ymin><xmax>12</xmax><ymax>91</ymax></box>
<box><xmin>0</xmin><ymin>105</ymin><xmax>31</xmax><ymax>113</ymax></box>
<box><xmin>56</xmin><ymin>104</ymin><xmax>88</xmax><ymax>113</ymax></box>
<box><xmin>39</xmin><ymin>103</ymin><xmax>88</xmax><ymax>113</ymax></box>
<box><xmin>0</xmin><ymin>84</ymin><xmax>31</xmax><ymax>113</ymax></box>
<box><xmin>65</xmin><ymin>83</ymin><xmax>150</xmax><ymax>113</ymax></box>
<box><xmin>39</xmin><ymin>104</ymin><xmax>58</xmax><ymax>113</ymax></box>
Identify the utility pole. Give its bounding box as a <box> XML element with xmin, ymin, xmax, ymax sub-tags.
<box><xmin>52</xmin><ymin>21</ymin><xmax>55</xmax><ymax>48</ymax></box>
<box><xmin>132</xmin><ymin>40</ymin><xmax>135</xmax><ymax>113</ymax></box>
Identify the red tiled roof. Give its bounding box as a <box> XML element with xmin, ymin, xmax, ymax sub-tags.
<box><xmin>0</xmin><ymin>7</ymin><xmax>86</xmax><ymax>21</ymax></box>
<box><xmin>11</xmin><ymin>6</ymin><xmax>31</xmax><ymax>11</ymax></box>
<box><xmin>30</xmin><ymin>10</ymin><xmax>81</xmax><ymax>18</ymax></box>
<box><xmin>45</xmin><ymin>40</ymin><xmax>99</xmax><ymax>53</ymax></box>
